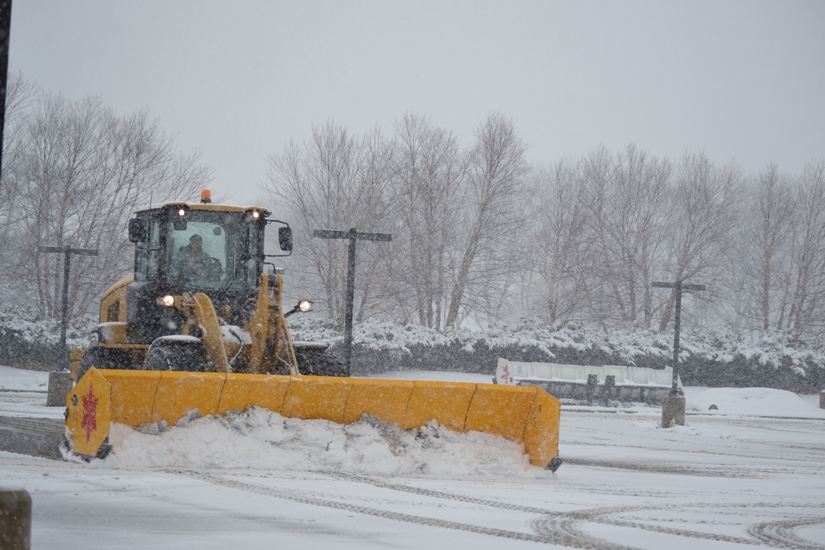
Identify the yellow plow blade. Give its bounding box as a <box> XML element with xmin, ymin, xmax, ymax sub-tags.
<box><xmin>66</xmin><ymin>368</ymin><xmax>560</xmax><ymax>467</ymax></box>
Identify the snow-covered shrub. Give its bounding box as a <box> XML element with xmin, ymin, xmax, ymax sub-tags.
<box><xmin>0</xmin><ymin>308</ymin><xmax>94</xmax><ymax>368</ymax></box>
<box><xmin>3</xmin><ymin>310</ymin><xmax>821</xmax><ymax>391</ymax></box>
<box><xmin>288</xmin><ymin>316</ymin><xmax>825</xmax><ymax>391</ymax></box>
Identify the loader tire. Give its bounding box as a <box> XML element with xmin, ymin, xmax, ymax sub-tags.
<box><xmin>296</xmin><ymin>348</ymin><xmax>348</xmax><ymax>377</ymax></box>
<box><xmin>144</xmin><ymin>337</ymin><xmax>208</xmax><ymax>372</ymax></box>
<box><xmin>76</xmin><ymin>347</ymin><xmax>137</xmax><ymax>381</ymax></box>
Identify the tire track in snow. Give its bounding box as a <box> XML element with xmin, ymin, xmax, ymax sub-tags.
<box><xmin>748</xmin><ymin>516</ymin><xmax>825</xmax><ymax>550</ymax></box>
<box><xmin>171</xmin><ymin>469</ymin><xmax>636</xmax><ymax>549</ymax></box>
<box><xmin>534</xmin><ymin>504</ymin><xmax>758</xmax><ymax>547</ymax></box>
<box><xmin>321</xmin><ymin>471</ymin><xmax>825</xmax><ymax>549</ymax></box>
<box><xmin>319</xmin><ymin>471</ymin><xmax>639</xmax><ymax>550</ymax></box>
<box><xmin>319</xmin><ymin>470</ymin><xmax>552</xmax><ymax>514</ymax></box>
<box><xmin>541</xmin><ymin>501</ymin><xmax>825</xmax><ymax>549</ymax></box>
<box><xmin>172</xmin><ymin>469</ymin><xmax>825</xmax><ymax>550</ymax></box>
<box><xmin>562</xmin><ymin>456</ymin><xmax>766</xmax><ymax>477</ymax></box>
<box><xmin>334</xmin><ymin>469</ymin><xmax>824</xmax><ymax>549</ymax></box>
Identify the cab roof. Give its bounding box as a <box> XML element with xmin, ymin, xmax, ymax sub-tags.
<box><xmin>138</xmin><ymin>201</ymin><xmax>272</xmax><ymax>218</ymax></box>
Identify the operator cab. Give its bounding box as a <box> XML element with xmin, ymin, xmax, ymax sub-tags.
<box><xmin>130</xmin><ymin>205</ymin><xmax>267</xmax><ymax>293</ymax></box>
<box><xmin>125</xmin><ymin>197</ymin><xmax>292</xmax><ymax>342</ymax></box>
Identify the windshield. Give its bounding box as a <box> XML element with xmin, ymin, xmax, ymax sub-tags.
<box><xmin>166</xmin><ymin>209</ymin><xmax>260</xmax><ymax>292</ymax></box>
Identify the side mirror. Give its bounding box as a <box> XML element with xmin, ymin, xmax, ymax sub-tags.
<box><xmin>128</xmin><ymin>218</ymin><xmax>148</xmax><ymax>243</ymax></box>
<box><xmin>278</xmin><ymin>227</ymin><xmax>293</xmax><ymax>252</ymax></box>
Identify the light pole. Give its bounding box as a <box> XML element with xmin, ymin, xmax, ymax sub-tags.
<box><xmin>653</xmin><ymin>280</ymin><xmax>706</xmax><ymax>426</ymax></box>
<box><xmin>38</xmin><ymin>245</ymin><xmax>99</xmax><ymax>370</ymax></box>
<box><xmin>652</xmin><ymin>281</ymin><xmax>706</xmax><ymax>395</ymax></box>
<box><xmin>0</xmin><ymin>0</ymin><xmax>11</xmax><ymax>182</ymax></box>
<box><xmin>38</xmin><ymin>244</ymin><xmax>98</xmax><ymax>407</ymax></box>
<box><xmin>313</xmin><ymin>228</ymin><xmax>391</xmax><ymax>376</ymax></box>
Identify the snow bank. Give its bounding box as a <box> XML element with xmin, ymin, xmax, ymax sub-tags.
<box><xmin>0</xmin><ymin>365</ymin><xmax>49</xmax><ymax>392</ymax></box>
<box><xmin>101</xmin><ymin>409</ymin><xmax>542</xmax><ymax>478</ymax></box>
<box><xmin>686</xmin><ymin>387</ymin><xmax>825</xmax><ymax>418</ymax></box>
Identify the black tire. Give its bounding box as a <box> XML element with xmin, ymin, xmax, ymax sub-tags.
<box><xmin>295</xmin><ymin>347</ymin><xmax>348</xmax><ymax>377</ymax></box>
<box><xmin>76</xmin><ymin>347</ymin><xmax>137</xmax><ymax>381</ymax></box>
<box><xmin>144</xmin><ymin>337</ymin><xmax>208</xmax><ymax>372</ymax></box>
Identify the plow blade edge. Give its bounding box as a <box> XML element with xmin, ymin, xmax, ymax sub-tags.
<box><xmin>65</xmin><ymin>368</ymin><xmax>560</xmax><ymax>467</ymax></box>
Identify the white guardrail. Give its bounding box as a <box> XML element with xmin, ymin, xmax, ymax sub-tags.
<box><xmin>494</xmin><ymin>358</ymin><xmax>681</xmax><ymax>404</ymax></box>
<box><xmin>495</xmin><ymin>358</ymin><xmax>677</xmax><ymax>387</ymax></box>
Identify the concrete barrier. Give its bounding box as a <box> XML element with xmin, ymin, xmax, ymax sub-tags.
<box><xmin>46</xmin><ymin>371</ymin><xmax>73</xmax><ymax>407</ymax></box>
<box><xmin>662</xmin><ymin>395</ymin><xmax>685</xmax><ymax>427</ymax></box>
<box><xmin>0</xmin><ymin>489</ymin><xmax>31</xmax><ymax>550</ymax></box>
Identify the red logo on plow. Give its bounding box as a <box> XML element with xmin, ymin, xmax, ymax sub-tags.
<box><xmin>81</xmin><ymin>384</ymin><xmax>99</xmax><ymax>442</ymax></box>
<box><xmin>501</xmin><ymin>363</ymin><xmax>511</xmax><ymax>384</ymax></box>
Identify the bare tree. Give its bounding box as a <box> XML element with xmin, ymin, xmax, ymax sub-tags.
<box><xmin>737</xmin><ymin>165</ymin><xmax>795</xmax><ymax>334</ymax></box>
<box><xmin>445</xmin><ymin>113</ymin><xmax>530</xmax><ymax>328</ymax></box>
<box><xmin>0</xmin><ymin>72</ymin><xmax>37</xmax><ymax>307</ymax></box>
<box><xmin>781</xmin><ymin>161</ymin><xmax>825</xmax><ymax>337</ymax></box>
<box><xmin>258</xmin><ymin>116</ymin><xmax>825</xmax><ymax>339</ymax></box>
<box><xmin>610</xmin><ymin>145</ymin><xmax>672</xmax><ymax>326</ymax></box>
<box><xmin>263</xmin><ymin>122</ymin><xmax>396</xmax><ymax>324</ymax></box>
<box><xmin>389</xmin><ymin>113</ymin><xmax>464</xmax><ymax>329</ymax></box>
<box><xmin>657</xmin><ymin>152</ymin><xmax>743</xmax><ymax>331</ymax></box>
<box><xmin>6</xmin><ymin>91</ymin><xmax>209</xmax><ymax>319</ymax></box>
<box><xmin>529</xmin><ymin>159</ymin><xmax>589</xmax><ymax>325</ymax></box>
<box><xmin>0</xmin><ymin>71</ymin><xmax>35</xmax><ymax>199</ymax></box>
<box><xmin>577</xmin><ymin>145</ymin><xmax>671</xmax><ymax>328</ymax></box>
<box><xmin>577</xmin><ymin>146</ymin><xmax>619</xmax><ymax>329</ymax></box>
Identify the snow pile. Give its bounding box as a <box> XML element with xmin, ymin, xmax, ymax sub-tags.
<box><xmin>0</xmin><ymin>365</ymin><xmax>49</xmax><ymax>392</ymax></box>
<box><xmin>101</xmin><ymin>408</ymin><xmax>541</xmax><ymax>477</ymax></box>
<box><xmin>686</xmin><ymin>387</ymin><xmax>825</xmax><ymax>418</ymax></box>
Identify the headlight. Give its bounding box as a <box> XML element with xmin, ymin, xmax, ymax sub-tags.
<box><xmin>157</xmin><ymin>295</ymin><xmax>175</xmax><ymax>307</ymax></box>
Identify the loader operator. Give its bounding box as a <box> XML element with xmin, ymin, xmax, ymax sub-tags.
<box><xmin>177</xmin><ymin>234</ymin><xmax>221</xmax><ymax>283</ymax></box>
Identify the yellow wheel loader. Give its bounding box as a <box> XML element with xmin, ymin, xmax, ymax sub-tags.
<box><xmin>64</xmin><ymin>193</ymin><xmax>562</xmax><ymax>471</ymax></box>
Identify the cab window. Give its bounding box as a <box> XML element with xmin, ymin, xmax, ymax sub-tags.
<box><xmin>134</xmin><ymin>218</ymin><xmax>160</xmax><ymax>281</ymax></box>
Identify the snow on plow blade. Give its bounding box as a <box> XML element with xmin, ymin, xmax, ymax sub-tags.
<box><xmin>65</xmin><ymin>367</ymin><xmax>561</xmax><ymax>467</ymax></box>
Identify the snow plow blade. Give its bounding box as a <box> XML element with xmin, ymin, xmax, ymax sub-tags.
<box><xmin>65</xmin><ymin>368</ymin><xmax>561</xmax><ymax>467</ymax></box>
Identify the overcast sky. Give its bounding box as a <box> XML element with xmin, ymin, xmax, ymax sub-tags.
<box><xmin>10</xmin><ymin>0</ymin><xmax>825</xmax><ymax>205</ymax></box>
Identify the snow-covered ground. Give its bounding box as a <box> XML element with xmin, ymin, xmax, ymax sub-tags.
<box><xmin>1</xmin><ymin>365</ymin><xmax>824</xmax><ymax>549</ymax></box>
